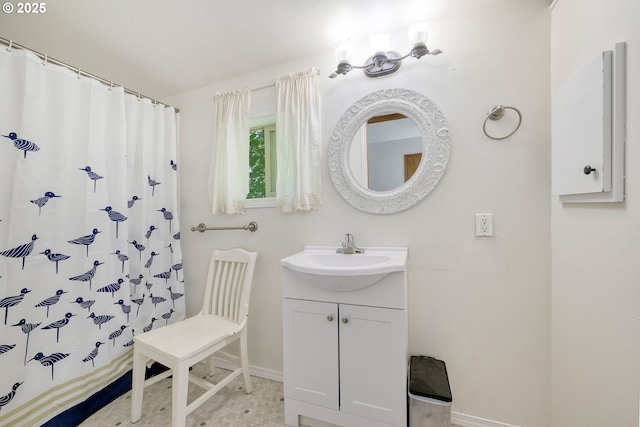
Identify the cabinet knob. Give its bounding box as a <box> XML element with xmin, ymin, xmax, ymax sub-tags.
<box><xmin>342</xmin><ymin>317</ymin><xmax>349</xmax><ymax>324</ymax></box>
<box><xmin>327</xmin><ymin>315</ymin><xmax>334</xmax><ymax>322</ymax></box>
<box><xmin>584</xmin><ymin>165</ymin><xmax>596</xmax><ymax>175</ymax></box>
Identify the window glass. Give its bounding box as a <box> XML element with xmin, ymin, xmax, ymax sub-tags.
<box><xmin>248</xmin><ymin>124</ymin><xmax>276</xmax><ymax>199</ymax></box>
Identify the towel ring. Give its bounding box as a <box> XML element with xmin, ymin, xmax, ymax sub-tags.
<box><xmin>483</xmin><ymin>105</ymin><xmax>522</xmax><ymax>140</ymax></box>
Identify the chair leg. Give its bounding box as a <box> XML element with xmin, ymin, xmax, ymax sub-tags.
<box><xmin>240</xmin><ymin>330</ymin><xmax>252</xmax><ymax>393</ymax></box>
<box><xmin>171</xmin><ymin>364</ymin><xmax>190</xmax><ymax>427</ymax></box>
<box><xmin>207</xmin><ymin>354</ymin><xmax>216</xmax><ymax>376</ymax></box>
<box><xmin>130</xmin><ymin>349</ymin><xmax>146</xmax><ymax>423</ymax></box>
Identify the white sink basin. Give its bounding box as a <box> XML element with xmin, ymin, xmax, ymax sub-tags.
<box><xmin>281</xmin><ymin>246</ymin><xmax>408</xmax><ymax>291</ymax></box>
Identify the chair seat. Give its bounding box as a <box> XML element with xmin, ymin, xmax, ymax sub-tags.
<box><xmin>134</xmin><ymin>315</ymin><xmax>241</xmax><ymax>362</ymax></box>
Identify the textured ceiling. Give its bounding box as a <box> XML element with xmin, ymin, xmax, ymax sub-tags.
<box><xmin>0</xmin><ymin>0</ymin><xmax>549</xmax><ymax>99</ymax></box>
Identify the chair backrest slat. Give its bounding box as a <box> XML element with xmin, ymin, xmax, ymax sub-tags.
<box><xmin>202</xmin><ymin>248</ymin><xmax>257</xmax><ymax>324</ymax></box>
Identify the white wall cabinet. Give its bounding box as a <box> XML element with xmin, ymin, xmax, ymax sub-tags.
<box><xmin>551</xmin><ymin>42</ymin><xmax>626</xmax><ymax>202</ymax></box>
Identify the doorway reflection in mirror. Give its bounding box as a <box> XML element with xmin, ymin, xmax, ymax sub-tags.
<box><xmin>350</xmin><ymin>114</ymin><xmax>422</xmax><ymax>191</ymax></box>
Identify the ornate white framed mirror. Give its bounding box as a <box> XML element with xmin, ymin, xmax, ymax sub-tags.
<box><xmin>328</xmin><ymin>88</ymin><xmax>450</xmax><ymax>214</ymax></box>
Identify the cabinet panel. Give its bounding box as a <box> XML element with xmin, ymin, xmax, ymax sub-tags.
<box><xmin>552</xmin><ymin>50</ymin><xmax>612</xmax><ymax>196</ymax></box>
<box><xmin>283</xmin><ymin>299</ymin><xmax>339</xmax><ymax>409</ymax></box>
<box><xmin>339</xmin><ymin>304</ymin><xmax>407</xmax><ymax>426</ymax></box>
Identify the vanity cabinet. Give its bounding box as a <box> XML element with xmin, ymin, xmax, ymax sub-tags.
<box><xmin>284</xmin><ymin>298</ymin><xmax>406</xmax><ymax>426</ymax></box>
<box><xmin>281</xmin><ymin>247</ymin><xmax>408</xmax><ymax>427</ymax></box>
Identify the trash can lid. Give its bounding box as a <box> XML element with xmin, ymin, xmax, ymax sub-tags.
<box><xmin>409</xmin><ymin>355</ymin><xmax>452</xmax><ymax>403</ymax></box>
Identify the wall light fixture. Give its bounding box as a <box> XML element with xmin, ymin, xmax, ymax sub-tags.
<box><xmin>329</xmin><ymin>22</ymin><xmax>441</xmax><ymax>79</ymax></box>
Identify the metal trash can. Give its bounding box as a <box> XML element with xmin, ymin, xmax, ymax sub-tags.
<box><xmin>408</xmin><ymin>355</ymin><xmax>453</xmax><ymax>427</ymax></box>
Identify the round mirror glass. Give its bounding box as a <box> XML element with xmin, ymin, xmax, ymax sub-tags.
<box><xmin>350</xmin><ymin>113</ymin><xmax>423</xmax><ymax>191</ymax></box>
<box><xmin>328</xmin><ymin>88</ymin><xmax>450</xmax><ymax>214</ymax></box>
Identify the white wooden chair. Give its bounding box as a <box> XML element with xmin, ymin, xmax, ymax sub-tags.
<box><xmin>131</xmin><ymin>248</ymin><xmax>258</xmax><ymax>427</ymax></box>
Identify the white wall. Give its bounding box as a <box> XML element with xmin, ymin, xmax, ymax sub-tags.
<box><xmin>166</xmin><ymin>1</ymin><xmax>551</xmax><ymax>426</ymax></box>
<box><xmin>550</xmin><ymin>1</ymin><xmax>640</xmax><ymax>426</ymax></box>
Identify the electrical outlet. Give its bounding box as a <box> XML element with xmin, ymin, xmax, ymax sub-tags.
<box><xmin>475</xmin><ymin>213</ymin><xmax>494</xmax><ymax>236</ymax></box>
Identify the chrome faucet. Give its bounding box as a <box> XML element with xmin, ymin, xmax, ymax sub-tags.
<box><xmin>337</xmin><ymin>233</ymin><xmax>364</xmax><ymax>254</ymax></box>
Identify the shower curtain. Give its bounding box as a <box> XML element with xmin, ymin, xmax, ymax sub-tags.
<box><xmin>0</xmin><ymin>47</ymin><xmax>185</xmax><ymax>426</ymax></box>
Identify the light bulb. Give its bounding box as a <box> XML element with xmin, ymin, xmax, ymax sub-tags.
<box><xmin>335</xmin><ymin>39</ymin><xmax>352</xmax><ymax>62</ymax></box>
<box><xmin>409</xmin><ymin>21</ymin><xmax>429</xmax><ymax>46</ymax></box>
<box><xmin>370</xmin><ymin>31</ymin><xmax>390</xmax><ymax>53</ymax></box>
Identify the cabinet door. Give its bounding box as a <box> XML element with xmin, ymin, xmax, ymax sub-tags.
<box><xmin>283</xmin><ymin>298</ymin><xmax>339</xmax><ymax>409</ymax></box>
<box><xmin>339</xmin><ymin>304</ymin><xmax>406</xmax><ymax>426</ymax></box>
<box><xmin>552</xmin><ymin>50</ymin><xmax>612</xmax><ymax>196</ymax></box>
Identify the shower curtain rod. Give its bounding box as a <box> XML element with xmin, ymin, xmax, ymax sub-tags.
<box><xmin>0</xmin><ymin>36</ymin><xmax>179</xmax><ymax>112</ymax></box>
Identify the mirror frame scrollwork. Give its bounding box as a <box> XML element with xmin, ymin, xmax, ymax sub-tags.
<box><xmin>328</xmin><ymin>88</ymin><xmax>450</xmax><ymax>214</ymax></box>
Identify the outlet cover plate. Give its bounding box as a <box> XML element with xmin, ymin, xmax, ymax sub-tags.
<box><xmin>475</xmin><ymin>213</ymin><xmax>494</xmax><ymax>237</ymax></box>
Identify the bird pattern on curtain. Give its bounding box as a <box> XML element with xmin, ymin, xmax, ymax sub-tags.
<box><xmin>0</xmin><ymin>47</ymin><xmax>185</xmax><ymax>426</ymax></box>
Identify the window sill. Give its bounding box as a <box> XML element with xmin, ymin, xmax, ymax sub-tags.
<box><xmin>245</xmin><ymin>197</ymin><xmax>277</xmax><ymax>209</ymax></box>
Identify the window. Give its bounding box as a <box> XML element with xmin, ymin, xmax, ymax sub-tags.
<box><xmin>247</xmin><ymin>124</ymin><xmax>276</xmax><ymax>199</ymax></box>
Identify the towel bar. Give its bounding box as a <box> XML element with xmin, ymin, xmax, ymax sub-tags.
<box><xmin>190</xmin><ymin>222</ymin><xmax>258</xmax><ymax>233</ymax></box>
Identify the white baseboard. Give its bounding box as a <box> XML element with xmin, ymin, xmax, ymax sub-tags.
<box><xmin>452</xmin><ymin>411</ymin><xmax>520</xmax><ymax>427</ymax></box>
<box><xmin>209</xmin><ymin>356</ymin><xmax>284</xmax><ymax>382</ymax></box>
<box><xmin>248</xmin><ymin>363</ymin><xmax>284</xmax><ymax>382</ymax></box>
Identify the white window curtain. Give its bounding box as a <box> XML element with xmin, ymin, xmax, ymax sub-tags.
<box><xmin>275</xmin><ymin>67</ymin><xmax>321</xmax><ymax>212</ymax></box>
<box><xmin>209</xmin><ymin>87</ymin><xmax>251</xmax><ymax>214</ymax></box>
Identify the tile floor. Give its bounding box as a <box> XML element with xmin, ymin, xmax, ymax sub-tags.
<box><xmin>81</xmin><ymin>362</ymin><xmax>285</xmax><ymax>427</ymax></box>
<box><xmin>81</xmin><ymin>363</ymin><xmax>461</xmax><ymax>427</ymax></box>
